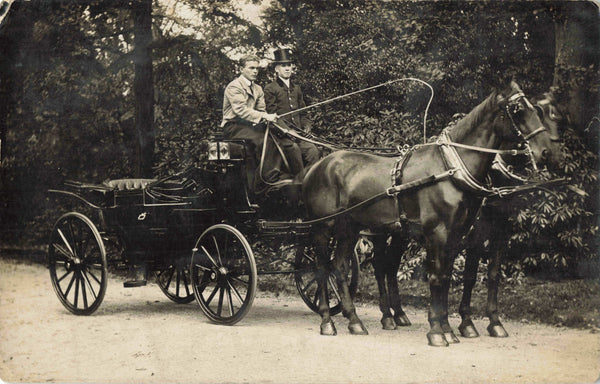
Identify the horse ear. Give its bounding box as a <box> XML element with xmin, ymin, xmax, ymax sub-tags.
<box><xmin>509</xmin><ymin>80</ymin><xmax>522</xmax><ymax>93</ymax></box>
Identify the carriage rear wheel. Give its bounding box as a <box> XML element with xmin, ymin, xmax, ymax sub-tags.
<box><xmin>48</xmin><ymin>212</ymin><xmax>107</xmax><ymax>315</ymax></box>
<box><xmin>294</xmin><ymin>241</ymin><xmax>359</xmax><ymax>316</ymax></box>
<box><xmin>190</xmin><ymin>224</ymin><xmax>257</xmax><ymax>325</ymax></box>
<box><xmin>156</xmin><ymin>258</ymin><xmax>195</xmax><ymax>304</ymax></box>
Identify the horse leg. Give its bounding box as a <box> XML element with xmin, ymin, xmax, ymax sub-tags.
<box><xmin>440</xmin><ymin>278</ymin><xmax>460</xmax><ymax>344</ymax></box>
<box><xmin>486</xmin><ymin>247</ymin><xmax>508</xmax><ymax>337</ymax></box>
<box><xmin>387</xmin><ymin>234</ymin><xmax>411</xmax><ymax>327</ymax></box>
<box><xmin>372</xmin><ymin>235</ymin><xmax>396</xmax><ymax>330</ymax></box>
<box><xmin>426</xmin><ymin>224</ymin><xmax>464</xmax><ymax>346</ymax></box>
<box><xmin>313</xmin><ymin>229</ymin><xmax>336</xmax><ymax>336</ymax></box>
<box><xmin>458</xmin><ymin>246</ymin><xmax>481</xmax><ymax>338</ymax></box>
<box><xmin>333</xmin><ymin>220</ymin><xmax>368</xmax><ymax>335</ymax></box>
<box><xmin>425</xmin><ymin>232</ymin><xmax>450</xmax><ymax>347</ymax></box>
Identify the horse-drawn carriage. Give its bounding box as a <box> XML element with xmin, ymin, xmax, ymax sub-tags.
<box><xmin>47</xmin><ymin>134</ymin><xmax>359</xmax><ymax>324</ymax></box>
<box><xmin>48</xmin><ymin>80</ymin><xmax>566</xmax><ymax>346</ymax></box>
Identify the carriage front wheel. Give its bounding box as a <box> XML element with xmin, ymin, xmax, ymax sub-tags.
<box><xmin>48</xmin><ymin>212</ymin><xmax>108</xmax><ymax>315</ymax></box>
<box><xmin>190</xmin><ymin>224</ymin><xmax>257</xmax><ymax>325</ymax></box>
<box><xmin>294</xmin><ymin>241</ymin><xmax>359</xmax><ymax>316</ymax></box>
<box><xmin>156</xmin><ymin>258</ymin><xmax>195</xmax><ymax>304</ymax></box>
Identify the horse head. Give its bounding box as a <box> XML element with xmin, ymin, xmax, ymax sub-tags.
<box><xmin>495</xmin><ymin>81</ymin><xmax>565</xmax><ymax>171</ymax></box>
<box><xmin>533</xmin><ymin>88</ymin><xmax>567</xmax><ymax>142</ymax></box>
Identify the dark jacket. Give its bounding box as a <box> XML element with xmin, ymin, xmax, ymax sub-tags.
<box><xmin>264</xmin><ymin>77</ymin><xmax>312</xmax><ymax>132</ymax></box>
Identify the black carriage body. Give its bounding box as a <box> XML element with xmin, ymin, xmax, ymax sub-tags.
<box><xmin>47</xmin><ymin>137</ymin><xmax>357</xmax><ymax>322</ymax></box>
<box><xmin>50</xmin><ymin>140</ymin><xmax>260</xmax><ymax>266</ymax></box>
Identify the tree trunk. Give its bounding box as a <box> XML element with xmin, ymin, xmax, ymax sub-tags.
<box><xmin>553</xmin><ymin>1</ymin><xmax>599</xmax><ymax>145</ymax></box>
<box><xmin>132</xmin><ymin>0</ymin><xmax>155</xmax><ymax>178</ymax></box>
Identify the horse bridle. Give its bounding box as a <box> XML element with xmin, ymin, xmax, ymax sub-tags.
<box><xmin>503</xmin><ymin>92</ymin><xmax>549</xmax><ymax>171</ymax></box>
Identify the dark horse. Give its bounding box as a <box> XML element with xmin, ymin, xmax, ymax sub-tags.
<box><xmin>457</xmin><ymin>89</ymin><xmax>565</xmax><ymax>339</ymax></box>
<box><xmin>302</xmin><ymin>81</ymin><xmax>564</xmax><ymax>346</ymax></box>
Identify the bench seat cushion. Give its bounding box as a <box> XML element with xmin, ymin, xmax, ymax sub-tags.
<box><xmin>104</xmin><ymin>178</ymin><xmax>157</xmax><ymax>191</ymax></box>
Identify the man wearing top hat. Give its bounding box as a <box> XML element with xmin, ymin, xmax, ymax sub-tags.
<box><xmin>264</xmin><ymin>48</ymin><xmax>320</xmax><ymax>177</ymax></box>
<box><xmin>221</xmin><ymin>54</ymin><xmax>290</xmax><ymax>189</ymax></box>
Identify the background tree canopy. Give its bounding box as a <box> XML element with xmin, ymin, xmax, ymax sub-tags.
<box><xmin>0</xmin><ymin>0</ymin><xmax>598</xmax><ymax>279</ymax></box>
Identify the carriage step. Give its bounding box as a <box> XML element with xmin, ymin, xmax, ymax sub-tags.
<box><xmin>123</xmin><ymin>264</ymin><xmax>147</xmax><ymax>287</ymax></box>
<box><xmin>123</xmin><ymin>280</ymin><xmax>147</xmax><ymax>288</ymax></box>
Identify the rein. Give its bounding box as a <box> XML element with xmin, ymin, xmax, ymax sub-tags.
<box><xmin>259</xmin><ymin>86</ymin><xmax>564</xmax><ymax>225</ymax></box>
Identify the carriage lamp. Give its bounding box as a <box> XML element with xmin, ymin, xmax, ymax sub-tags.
<box><xmin>208</xmin><ymin>142</ymin><xmax>230</xmax><ymax>160</ymax></box>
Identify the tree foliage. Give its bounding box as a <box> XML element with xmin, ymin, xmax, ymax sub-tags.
<box><xmin>0</xmin><ymin>0</ymin><xmax>597</xmax><ymax>279</ymax></box>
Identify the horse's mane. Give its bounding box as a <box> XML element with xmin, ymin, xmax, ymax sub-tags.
<box><xmin>446</xmin><ymin>91</ymin><xmax>499</xmax><ymax>142</ymax></box>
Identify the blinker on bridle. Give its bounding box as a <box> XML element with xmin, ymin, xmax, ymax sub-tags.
<box><xmin>504</xmin><ymin>92</ymin><xmax>549</xmax><ymax>171</ymax></box>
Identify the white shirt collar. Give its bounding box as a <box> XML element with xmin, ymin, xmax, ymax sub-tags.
<box><xmin>240</xmin><ymin>75</ymin><xmax>253</xmax><ymax>87</ymax></box>
<box><xmin>278</xmin><ymin>76</ymin><xmax>290</xmax><ymax>87</ymax></box>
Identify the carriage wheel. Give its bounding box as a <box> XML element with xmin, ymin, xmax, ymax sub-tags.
<box><xmin>190</xmin><ymin>224</ymin><xmax>257</xmax><ymax>325</ymax></box>
<box><xmin>48</xmin><ymin>212</ymin><xmax>107</xmax><ymax>315</ymax></box>
<box><xmin>156</xmin><ymin>258</ymin><xmax>195</xmax><ymax>304</ymax></box>
<box><xmin>294</xmin><ymin>241</ymin><xmax>359</xmax><ymax>316</ymax></box>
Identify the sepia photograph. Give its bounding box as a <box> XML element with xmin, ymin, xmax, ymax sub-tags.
<box><xmin>0</xmin><ymin>0</ymin><xmax>599</xmax><ymax>383</ymax></box>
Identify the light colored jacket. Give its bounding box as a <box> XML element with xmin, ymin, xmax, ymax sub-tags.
<box><xmin>221</xmin><ymin>75</ymin><xmax>267</xmax><ymax>127</ymax></box>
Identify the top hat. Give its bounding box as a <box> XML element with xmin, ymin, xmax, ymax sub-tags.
<box><xmin>272</xmin><ymin>48</ymin><xmax>294</xmax><ymax>64</ymax></box>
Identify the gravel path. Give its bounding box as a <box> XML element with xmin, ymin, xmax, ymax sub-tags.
<box><xmin>1</xmin><ymin>258</ymin><xmax>599</xmax><ymax>383</ymax></box>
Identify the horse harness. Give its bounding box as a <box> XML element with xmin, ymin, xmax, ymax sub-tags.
<box><xmin>273</xmin><ymin>91</ymin><xmax>561</xmax><ymax>227</ymax></box>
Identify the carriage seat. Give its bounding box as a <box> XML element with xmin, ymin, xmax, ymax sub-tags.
<box><xmin>103</xmin><ymin>178</ymin><xmax>157</xmax><ymax>191</ymax></box>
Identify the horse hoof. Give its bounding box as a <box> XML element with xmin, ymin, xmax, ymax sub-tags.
<box><xmin>427</xmin><ymin>332</ymin><xmax>449</xmax><ymax>347</ymax></box>
<box><xmin>394</xmin><ymin>314</ymin><xmax>411</xmax><ymax>327</ymax></box>
<box><xmin>381</xmin><ymin>317</ymin><xmax>397</xmax><ymax>330</ymax></box>
<box><xmin>348</xmin><ymin>322</ymin><xmax>368</xmax><ymax>335</ymax></box>
<box><xmin>487</xmin><ymin>323</ymin><xmax>509</xmax><ymax>338</ymax></box>
<box><xmin>458</xmin><ymin>322</ymin><xmax>480</xmax><ymax>338</ymax></box>
<box><xmin>444</xmin><ymin>331</ymin><xmax>460</xmax><ymax>344</ymax></box>
<box><xmin>321</xmin><ymin>321</ymin><xmax>337</xmax><ymax>336</ymax></box>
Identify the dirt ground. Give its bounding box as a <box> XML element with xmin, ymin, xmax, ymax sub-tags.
<box><xmin>1</xmin><ymin>258</ymin><xmax>599</xmax><ymax>384</ymax></box>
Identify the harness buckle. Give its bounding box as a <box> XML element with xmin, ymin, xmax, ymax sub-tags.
<box><xmin>386</xmin><ymin>186</ymin><xmax>398</xmax><ymax>196</ymax></box>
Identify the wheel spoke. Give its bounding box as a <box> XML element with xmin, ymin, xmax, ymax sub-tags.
<box><xmin>205</xmin><ymin>284</ymin><xmax>219</xmax><ymax>306</ymax></box>
<box><xmin>302</xmin><ymin>252</ymin><xmax>315</xmax><ymax>264</ymax></box>
<box><xmin>81</xmin><ymin>270</ymin><xmax>98</xmax><ymax>300</ymax></box>
<box><xmin>217</xmin><ymin>287</ymin><xmax>224</xmax><ymax>316</ymax></box>
<box><xmin>175</xmin><ymin>269</ymin><xmax>181</xmax><ymax>296</ymax></box>
<box><xmin>328</xmin><ymin>275</ymin><xmax>342</xmax><ymax>302</ymax></box>
<box><xmin>52</xmin><ymin>243</ymin><xmax>73</xmax><ymax>261</ymax></box>
<box><xmin>301</xmin><ymin>275</ymin><xmax>317</xmax><ymax>295</ymax></box>
<box><xmin>226</xmin><ymin>285</ymin><xmax>234</xmax><ymax>317</ymax></box>
<box><xmin>229</xmin><ymin>275</ymin><xmax>249</xmax><ymax>286</ymax></box>
<box><xmin>212</xmin><ymin>234</ymin><xmax>223</xmax><ymax>265</ymax></box>
<box><xmin>160</xmin><ymin>267</ymin><xmax>175</xmax><ymax>289</ymax></box>
<box><xmin>57</xmin><ymin>269</ymin><xmax>72</xmax><ymax>284</ymax></box>
<box><xmin>200</xmin><ymin>246</ymin><xmax>219</xmax><ymax>268</ymax></box>
<box><xmin>84</xmin><ymin>267</ymin><xmax>102</xmax><ymax>285</ymax></box>
<box><xmin>57</xmin><ymin>229</ymin><xmax>75</xmax><ymax>258</ymax></box>
<box><xmin>67</xmin><ymin>220</ymin><xmax>78</xmax><ymax>257</ymax></box>
<box><xmin>195</xmin><ymin>274</ymin><xmax>210</xmax><ymax>294</ymax></box>
<box><xmin>79</xmin><ymin>272</ymin><xmax>88</xmax><ymax>309</ymax></box>
<box><xmin>227</xmin><ymin>279</ymin><xmax>244</xmax><ymax>305</ymax></box>
<box><xmin>193</xmin><ymin>263</ymin><xmax>211</xmax><ymax>272</ymax></box>
<box><xmin>63</xmin><ymin>272</ymin><xmax>77</xmax><ymax>297</ymax></box>
<box><xmin>181</xmin><ymin>270</ymin><xmax>191</xmax><ymax>296</ymax></box>
<box><xmin>73</xmin><ymin>272</ymin><xmax>80</xmax><ymax>308</ymax></box>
